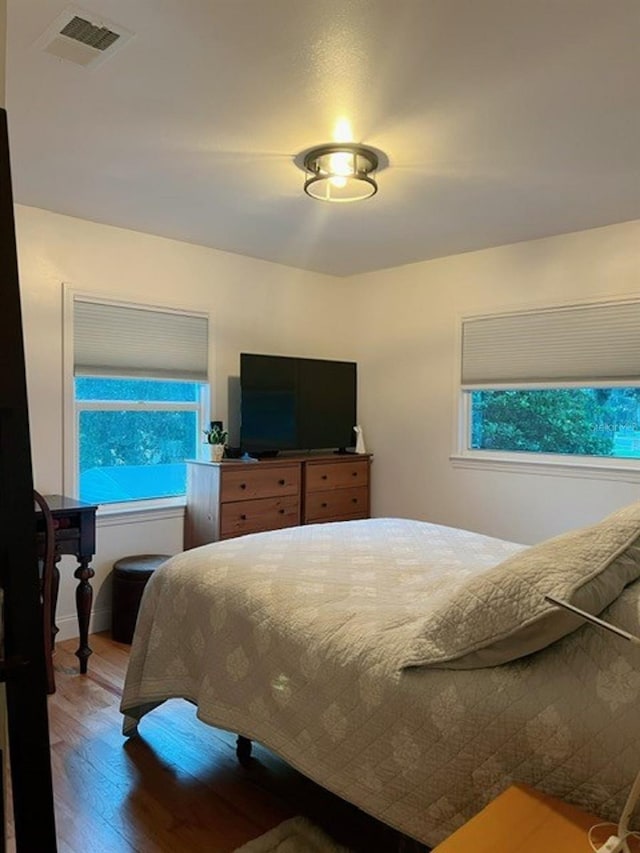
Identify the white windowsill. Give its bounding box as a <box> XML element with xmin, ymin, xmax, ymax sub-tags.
<box><xmin>97</xmin><ymin>496</ymin><xmax>186</xmax><ymax>527</ymax></box>
<box><xmin>449</xmin><ymin>453</ymin><xmax>640</xmax><ymax>483</ymax></box>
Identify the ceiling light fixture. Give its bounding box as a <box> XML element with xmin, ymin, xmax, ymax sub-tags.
<box><xmin>301</xmin><ymin>144</ymin><xmax>379</xmax><ymax>203</ymax></box>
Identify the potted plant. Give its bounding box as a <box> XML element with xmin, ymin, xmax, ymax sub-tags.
<box><xmin>203</xmin><ymin>422</ymin><xmax>228</xmax><ymax>462</ymax></box>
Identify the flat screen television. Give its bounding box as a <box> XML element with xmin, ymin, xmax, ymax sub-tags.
<box><xmin>240</xmin><ymin>353</ymin><xmax>357</xmax><ymax>455</ymax></box>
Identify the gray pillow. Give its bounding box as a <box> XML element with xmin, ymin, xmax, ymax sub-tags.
<box><xmin>401</xmin><ymin>501</ymin><xmax>640</xmax><ymax>669</ymax></box>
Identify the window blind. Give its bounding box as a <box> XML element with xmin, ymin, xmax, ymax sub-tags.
<box><xmin>73</xmin><ymin>299</ymin><xmax>208</xmax><ymax>381</ymax></box>
<box><xmin>461</xmin><ymin>300</ymin><xmax>640</xmax><ymax>386</ymax></box>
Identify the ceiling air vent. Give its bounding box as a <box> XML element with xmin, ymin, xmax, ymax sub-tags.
<box><xmin>36</xmin><ymin>7</ymin><xmax>134</xmax><ymax>69</ymax></box>
<box><xmin>60</xmin><ymin>16</ymin><xmax>121</xmax><ymax>51</ymax></box>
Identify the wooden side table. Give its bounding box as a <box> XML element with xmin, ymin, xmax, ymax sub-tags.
<box><xmin>433</xmin><ymin>784</ymin><xmax>640</xmax><ymax>852</ymax></box>
<box><xmin>35</xmin><ymin>493</ymin><xmax>97</xmax><ymax>673</ymax></box>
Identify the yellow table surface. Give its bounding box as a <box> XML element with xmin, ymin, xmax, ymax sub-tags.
<box><xmin>433</xmin><ymin>783</ymin><xmax>639</xmax><ymax>852</ymax></box>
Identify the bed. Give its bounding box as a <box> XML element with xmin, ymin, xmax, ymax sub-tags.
<box><xmin>120</xmin><ymin>514</ymin><xmax>640</xmax><ymax>848</ymax></box>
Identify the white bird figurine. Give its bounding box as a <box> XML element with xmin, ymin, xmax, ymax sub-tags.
<box><xmin>354</xmin><ymin>425</ymin><xmax>367</xmax><ymax>454</ymax></box>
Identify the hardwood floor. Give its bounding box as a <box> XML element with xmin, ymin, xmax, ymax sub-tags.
<box><xmin>45</xmin><ymin>633</ymin><xmax>428</xmax><ymax>853</ymax></box>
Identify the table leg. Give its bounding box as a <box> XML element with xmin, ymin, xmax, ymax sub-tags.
<box><xmin>74</xmin><ymin>556</ymin><xmax>94</xmax><ymax>673</ymax></box>
<box><xmin>51</xmin><ymin>555</ymin><xmax>60</xmax><ymax>644</ymax></box>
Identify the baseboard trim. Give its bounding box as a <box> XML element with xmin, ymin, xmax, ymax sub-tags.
<box><xmin>55</xmin><ymin>607</ymin><xmax>111</xmax><ymax>642</ymax></box>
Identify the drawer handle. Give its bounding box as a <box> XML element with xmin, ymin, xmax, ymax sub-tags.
<box><xmin>321</xmin><ymin>502</ymin><xmax>328</xmax><ymax>508</ymax></box>
<box><xmin>240</xmin><ymin>482</ymin><xmax>247</xmax><ymax>490</ymax></box>
<box><xmin>240</xmin><ymin>513</ymin><xmax>247</xmax><ymax>520</ymax></box>
<box><xmin>352</xmin><ymin>497</ymin><xmax>358</xmax><ymax>504</ymax></box>
<box><xmin>351</xmin><ymin>471</ymin><xmax>358</xmax><ymax>477</ymax></box>
<box><xmin>278</xmin><ymin>508</ymin><xmax>285</xmax><ymax>514</ymax></box>
<box><xmin>321</xmin><ymin>474</ymin><xmax>328</xmax><ymax>480</ymax></box>
<box><xmin>278</xmin><ymin>478</ymin><xmax>286</xmax><ymax>485</ymax></box>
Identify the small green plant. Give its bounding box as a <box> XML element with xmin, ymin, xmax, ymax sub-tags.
<box><xmin>203</xmin><ymin>423</ymin><xmax>228</xmax><ymax>445</ymax></box>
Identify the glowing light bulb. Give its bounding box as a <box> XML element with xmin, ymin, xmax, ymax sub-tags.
<box><xmin>329</xmin><ymin>175</ymin><xmax>348</xmax><ymax>188</ymax></box>
<box><xmin>328</xmin><ymin>151</ymin><xmax>354</xmax><ymax>177</ymax></box>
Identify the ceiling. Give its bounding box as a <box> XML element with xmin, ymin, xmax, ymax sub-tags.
<box><xmin>6</xmin><ymin>0</ymin><xmax>640</xmax><ymax>277</ymax></box>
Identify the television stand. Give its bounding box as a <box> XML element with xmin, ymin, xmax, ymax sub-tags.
<box><xmin>184</xmin><ymin>453</ymin><xmax>372</xmax><ymax>547</ymax></box>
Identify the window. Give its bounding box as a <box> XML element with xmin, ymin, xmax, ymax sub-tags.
<box><xmin>469</xmin><ymin>387</ymin><xmax>640</xmax><ymax>458</ymax></box>
<box><xmin>458</xmin><ymin>299</ymin><xmax>640</xmax><ymax>470</ymax></box>
<box><xmin>76</xmin><ymin>377</ymin><xmax>205</xmax><ymax>504</ymax></box>
<box><xmin>69</xmin><ymin>295</ymin><xmax>209</xmax><ymax>506</ymax></box>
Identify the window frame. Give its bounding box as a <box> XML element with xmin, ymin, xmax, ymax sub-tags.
<box><xmin>63</xmin><ymin>286</ymin><xmax>213</xmax><ymax>513</ymax></box>
<box><xmin>451</xmin><ymin>301</ymin><xmax>640</xmax><ymax>484</ymax></box>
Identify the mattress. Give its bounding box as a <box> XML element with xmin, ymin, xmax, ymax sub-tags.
<box><xmin>121</xmin><ymin>518</ymin><xmax>640</xmax><ymax>846</ymax></box>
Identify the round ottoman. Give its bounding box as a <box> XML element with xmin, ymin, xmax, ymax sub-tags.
<box><xmin>111</xmin><ymin>554</ymin><xmax>170</xmax><ymax>644</ymax></box>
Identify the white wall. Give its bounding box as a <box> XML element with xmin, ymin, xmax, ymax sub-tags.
<box><xmin>348</xmin><ymin>220</ymin><xmax>640</xmax><ymax>545</ymax></box>
<box><xmin>16</xmin><ymin>204</ymin><xmax>353</xmax><ymax>638</ymax></box>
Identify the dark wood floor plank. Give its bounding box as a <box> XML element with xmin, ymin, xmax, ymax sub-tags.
<box><xmin>48</xmin><ymin>635</ymin><xmax>297</xmax><ymax>852</ymax></box>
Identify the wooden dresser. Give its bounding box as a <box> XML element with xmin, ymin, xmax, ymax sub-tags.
<box><xmin>184</xmin><ymin>453</ymin><xmax>372</xmax><ymax>548</ymax></box>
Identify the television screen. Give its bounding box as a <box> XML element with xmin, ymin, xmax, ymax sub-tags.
<box><xmin>240</xmin><ymin>354</ymin><xmax>356</xmax><ymax>454</ymax></box>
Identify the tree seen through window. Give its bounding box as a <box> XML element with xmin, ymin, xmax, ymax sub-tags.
<box><xmin>470</xmin><ymin>387</ymin><xmax>640</xmax><ymax>458</ymax></box>
<box><xmin>75</xmin><ymin>377</ymin><xmax>203</xmax><ymax>504</ymax></box>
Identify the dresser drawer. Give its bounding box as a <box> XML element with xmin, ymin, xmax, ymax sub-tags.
<box><xmin>305</xmin><ymin>485</ymin><xmax>368</xmax><ymax>522</ymax></box>
<box><xmin>220</xmin><ymin>495</ymin><xmax>301</xmax><ymax>538</ymax></box>
<box><xmin>220</xmin><ymin>464</ymin><xmax>300</xmax><ymax>502</ymax></box>
<box><xmin>305</xmin><ymin>459</ymin><xmax>369</xmax><ymax>492</ymax></box>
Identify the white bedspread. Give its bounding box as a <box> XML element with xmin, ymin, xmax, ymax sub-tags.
<box><xmin>121</xmin><ymin>518</ymin><xmax>640</xmax><ymax>846</ymax></box>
